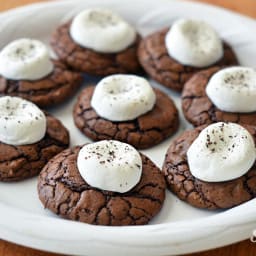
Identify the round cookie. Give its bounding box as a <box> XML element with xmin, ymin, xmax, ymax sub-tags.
<box><xmin>0</xmin><ymin>113</ymin><xmax>69</xmax><ymax>181</ymax></box>
<box><xmin>182</xmin><ymin>67</ymin><xmax>256</xmax><ymax>127</ymax></box>
<box><xmin>138</xmin><ymin>28</ymin><xmax>238</xmax><ymax>91</ymax></box>
<box><xmin>0</xmin><ymin>60</ymin><xmax>83</xmax><ymax>108</ymax></box>
<box><xmin>162</xmin><ymin>124</ymin><xmax>256</xmax><ymax>210</ymax></box>
<box><xmin>38</xmin><ymin>146</ymin><xmax>166</xmax><ymax>225</ymax></box>
<box><xmin>51</xmin><ymin>22</ymin><xmax>142</xmax><ymax>76</ymax></box>
<box><xmin>73</xmin><ymin>86</ymin><xmax>179</xmax><ymax>149</ymax></box>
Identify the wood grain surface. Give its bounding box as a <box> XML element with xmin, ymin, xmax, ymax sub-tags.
<box><xmin>0</xmin><ymin>0</ymin><xmax>256</xmax><ymax>256</ymax></box>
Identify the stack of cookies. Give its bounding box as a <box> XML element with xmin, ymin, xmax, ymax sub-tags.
<box><xmin>1</xmin><ymin>7</ymin><xmax>256</xmax><ymax>226</ymax></box>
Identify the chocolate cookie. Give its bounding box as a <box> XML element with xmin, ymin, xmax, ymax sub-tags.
<box><xmin>0</xmin><ymin>60</ymin><xmax>82</xmax><ymax>108</ymax></box>
<box><xmin>38</xmin><ymin>146</ymin><xmax>166</xmax><ymax>225</ymax></box>
<box><xmin>0</xmin><ymin>113</ymin><xmax>69</xmax><ymax>181</ymax></box>
<box><xmin>51</xmin><ymin>22</ymin><xmax>142</xmax><ymax>76</ymax></box>
<box><xmin>182</xmin><ymin>67</ymin><xmax>256</xmax><ymax>127</ymax></box>
<box><xmin>162</xmin><ymin>124</ymin><xmax>256</xmax><ymax>209</ymax></box>
<box><xmin>73</xmin><ymin>86</ymin><xmax>179</xmax><ymax>149</ymax></box>
<box><xmin>138</xmin><ymin>28</ymin><xmax>238</xmax><ymax>91</ymax></box>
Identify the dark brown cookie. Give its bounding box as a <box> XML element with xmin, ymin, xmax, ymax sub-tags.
<box><xmin>0</xmin><ymin>113</ymin><xmax>69</xmax><ymax>181</ymax></box>
<box><xmin>138</xmin><ymin>28</ymin><xmax>238</xmax><ymax>91</ymax></box>
<box><xmin>38</xmin><ymin>146</ymin><xmax>166</xmax><ymax>225</ymax></box>
<box><xmin>182</xmin><ymin>67</ymin><xmax>256</xmax><ymax>127</ymax></box>
<box><xmin>73</xmin><ymin>86</ymin><xmax>179</xmax><ymax>149</ymax></box>
<box><xmin>0</xmin><ymin>60</ymin><xmax>83</xmax><ymax>108</ymax></box>
<box><xmin>51</xmin><ymin>22</ymin><xmax>142</xmax><ymax>76</ymax></box>
<box><xmin>162</xmin><ymin>124</ymin><xmax>256</xmax><ymax>210</ymax></box>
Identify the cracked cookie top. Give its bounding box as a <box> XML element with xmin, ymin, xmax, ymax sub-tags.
<box><xmin>38</xmin><ymin>145</ymin><xmax>166</xmax><ymax>225</ymax></box>
<box><xmin>182</xmin><ymin>67</ymin><xmax>256</xmax><ymax>127</ymax></box>
<box><xmin>138</xmin><ymin>28</ymin><xmax>238</xmax><ymax>91</ymax></box>
<box><xmin>163</xmin><ymin>124</ymin><xmax>256</xmax><ymax>210</ymax></box>
<box><xmin>51</xmin><ymin>21</ymin><xmax>142</xmax><ymax>76</ymax></box>
<box><xmin>0</xmin><ymin>112</ymin><xmax>69</xmax><ymax>181</ymax></box>
<box><xmin>73</xmin><ymin>86</ymin><xmax>179</xmax><ymax>149</ymax></box>
<box><xmin>0</xmin><ymin>59</ymin><xmax>83</xmax><ymax>108</ymax></box>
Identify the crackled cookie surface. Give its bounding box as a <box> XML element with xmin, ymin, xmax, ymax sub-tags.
<box><xmin>38</xmin><ymin>145</ymin><xmax>166</xmax><ymax>225</ymax></box>
<box><xmin>162</xmin><ymin>124</ymin><xmax>256</xmax><ymax>209</ymax></box>
<box><xmin>51</xmin><ymin>22</ymin><xmax>142</xmax><ymax>76</ymax></box>
<box><xmin>0</xmin><ymin>60</ymin><xmax>82</xmax><ymax>108</ymax></box>
<box><xmin>138</xmin><ymin>28</ymin><xmax>238</xmax><ymax>91</ymax></box>
<box><xmin>0</xmin><ymin>113</ymin><xmax>69</xmax><ymax>181</ymax></box>
<box><xmin>73</xmin><ymin>86</ymin><xmax>179</xmax><ymax>149</ymax></box>
<box><xmin>182</xmin><ymin>67</ymin><xmax>256</xmax><ymax>127</ymax></box>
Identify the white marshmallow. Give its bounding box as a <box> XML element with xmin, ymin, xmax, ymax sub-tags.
<box><xmin>91</xmin><ymin>74</ymin><xmax>156</xmax><ymax>121</ymax></box>
<box><xmin>70</xmin><ymin>9</ymin><xmax>136</xmax><ymax>53</ymax></box>
<box><xmin>165</xmin><ymin>19</ymin><xmax>223</xmax><ymax>67</ymax></box>
<box><xmin>77</xmin><ymin>140</ymin><xmax>142</xmax><ymax>193</ymax></box>
<box><xmin>0</xmin><ymin>96</ymin><xmax>47</xmax><ymax>145</ymax></box>
<box><xmin>187</xmin><ymin>122</ymin><xmax>256</xmax><ymax>182</ymax></box>
<box><xmin>0</xmin><ymin>38</ymin><xmax>53</xmax><ymax>81</ymax></box>
<box><xmin>206</xmin><ymin>67</ymin><xmax>256</xmax><ymax>113</ymax></box>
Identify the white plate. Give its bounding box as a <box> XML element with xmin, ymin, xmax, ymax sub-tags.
<box><xmin>0</xmin><ymin>0</ymin><xmax>256</xmax><ymax>255</ymax></box>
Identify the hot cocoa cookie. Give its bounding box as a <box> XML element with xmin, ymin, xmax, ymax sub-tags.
<box><xmin>38</xmin><ymin>145</ymin><xmax>166</xmax><ymax>225</ymax></box>
<box><xmin>0</xmin><ymin>59</ymin><xmax>82</xmax><ymax>108</ymax></box>
<box><xmin>51</xmin><ymin>22</ymin><xmax>142</xmax><ymax>76</ymax></box>
<box><xmin>162</xmin><ymin>124</ymin><xmax>256</xmax><ymax>209</ymax></box>
<box><xmin>138</xmin><ymin>28</ymin><xmax>238</xmax><ymax>91</ymax></box>
<box><xmin>182</xmin><ymin>67</ymin><xmax>256</xmax><ymax>127</ymax></box>
<box><xmin>0</xmin><ymin>113</ymin><xmax>69</xmax><ymax>181</ymax></box>
<box><xmin>73</xmin><ymin>86</ymin><xmax>179</xmax><ymax>149</ymax></box>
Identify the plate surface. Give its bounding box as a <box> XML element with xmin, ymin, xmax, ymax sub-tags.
<box><xmin>0</xmin><ymin>0</ymin><xmax>256</xmax><ymax>255</ymax></box>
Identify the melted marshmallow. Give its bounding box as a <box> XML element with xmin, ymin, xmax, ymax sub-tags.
<box><xmin>0</xmin><ymin>96</ymin><xmax>47</xmax><ymax>145</ymax></box>
<box><xmin>91</xmin><ymin>74</ymin><xmax>156</xmax><ymax>121</ymax></box>
<box><xmin>165</xmin><ymin>19</ymin><xmax>223</xmax><ymax>67</ymax></box>
<box><xmin>77</xmin><ymin>140</ymin><xmax>142</xmax><ymax>193</ymax></box>
<box><xmin>0</xmin><ymin>38</ymin><xmax>53</xmax><ymax>80</ymax></box>
<box><xmin>70</xmin><ymin>9</ymin><xmax>136</xmax><ymax>53</ymax></box>
<box><xmin>187</xmin><ymin>122</ymin><xmax>255</xmax><ymax>182</ymax></box>
<box><xmin>206</xmin><ymin>67</ymin><xmax>256</xmax><ymax>113</ymax></box>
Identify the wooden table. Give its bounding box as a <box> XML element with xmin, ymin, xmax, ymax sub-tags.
<box><xmin>0</xmin><ymin>0</ymin><xmax>255</xmax><ymax>255</ymax></box>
